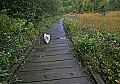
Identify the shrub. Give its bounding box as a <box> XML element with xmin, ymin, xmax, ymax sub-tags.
<box><xmin>0</xmin><ymin>11</ymin><xmax>61</xmax><ymax>81</ymax></box>
<box><xmin>64</xmin><ymin>16</ymin><xmax>120</xmax><ymax>84</ymax></box>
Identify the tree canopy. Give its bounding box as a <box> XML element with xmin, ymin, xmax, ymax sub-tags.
<box><xmin>61</xmin><ymin>0</ymin><xmax>120</xmax><ymax>13</ymax></box>
<box><xmin>1</xmin><ymin>0</ymin><xmax>62</xmax><ymax>21</ymax></box>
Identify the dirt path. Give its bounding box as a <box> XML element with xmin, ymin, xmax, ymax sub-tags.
<box><xmin>13</xmin><ymin>18</ymin><xmax>92</xmax><ymax>84</ymax></box>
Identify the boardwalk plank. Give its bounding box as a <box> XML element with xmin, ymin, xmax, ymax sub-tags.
<box><xmin>34</xmin><ymin>46</ymin><xmax>70</xmax><ymax>52</ymax></box>
<box><xmin>27</xmin><ymin>54</ymin><xmax>75</xmax><ymax>63</ymax></box>
<box><xmin>19</xmin><ymin>60</ymin><xmax>79</xmax><ymax>71</ymax></box>
<box><xmin>36</xmin><ymin>43</ymin><xmax>69</xmax><ymax>48</ymax></box>
<box><xmin>41</xmin><ymin>40</ymin><xmax>69</xmax><ymax>45</ymax></box>
<box><xmin>34</xmin><ymin>50</ymin><xmax>72</xmax><ymax>56</ymax></box>
<box><xmin>12</xmin><ymin>18</ymin><xmax>92</xmax><ymax>84</ymax></box>
<box><xmin>16</xmin><ymin>67</ymin><xmax>88</xmax><ymax>83</ymax></box>
<box><xmin>14</xmin><ymin>78</ymin><xmax>91</xmax><ymax>84</ymax></box>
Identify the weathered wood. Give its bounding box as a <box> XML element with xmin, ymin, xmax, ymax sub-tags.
<box><xmin>36</xmin><ymin>43</ymin><xmax>69</xmax><ymax>48</ymax></box>
<box><xmin>18</xmin><ymin>67</ymin><xmax>83</xmax><ymax>75</ymax></box>
<box><xmin>16</xmin><ymin>72</ymin><xmax>87</xmax><ymax>83</ymax></box>
<box><xmin>50</xmin><ymin>38</ymin><xmax>69</xmax><ymax>42</ymax></box>
<box><xmin>19</xmin><ymin>60</ymin><xmax>79</xmax><ymax>71</ymax></box>
<box><xmin>35</xmin><ymin>46</ymin><xmax>70</xmax><ymax>52</ymax></box>
<box><xmin>14</xmin><ymin>78</ymin><xmax>91</xmax><ymax>84</ymax></box>
<box><xmin>27</xmin><ymin>54</ymin><xmax>75</xmax><ymax>63</ymax></box>
<box><xmin>16</xmin><ymin>67</ymin><xmax>88</xmax><ymax>83</ymax></box>
<box><xmin>90</xmin><ymin>70</ymin><xmax>105</xmax><ymax>84</ymax></box>
<box><xmin>12</xmin><ymin>18</ymin><xmax>92</xmax><ymax>84</ymax></box>
<box><xmin>40</xmin><ymin>39</ymin><xmax>70</xmax><ymax>44</ymax></box>
<box><xmin>34</xmin><ymin>49</ymin><xmax>72</xmax><ymax>56</ymax></box>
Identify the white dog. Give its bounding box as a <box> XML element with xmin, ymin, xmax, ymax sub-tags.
<box><xmin>43</xmin><ymin>33</ymin><xmax>50</xmax><ymax>44</ymax></box>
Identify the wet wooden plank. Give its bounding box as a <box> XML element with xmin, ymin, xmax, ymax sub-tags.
<box><xmin>19</xmin><ymin>60</ymin><xmax>79</xmax><ymax>71</ymax></box>
<box><xmin>40</xmin><ymin>39</ymin><xmax>69</xmax><ymax>44</ymax></box>
<box><xmin>49</xmin><ymin>32</ymin><xmax>65</xmax><ymax>36</ymax></box>
<box><xmin>12</xmin><ymin>18</ymin><xmax>92</xmax><ymax>84</ymax></box>
<box><xmin>51</xmin><ymin>35</ymin><xmax>67</xmax><ymax>40</ymax></box>
<box><xmin>16</xmin><ymin>68</ymin><xmax>87</xmax><ymax>83</ymax></box>
<box><xmin>27</xmin><ymin>54</ymin><xmax>75</xmax><ymax>63</ymax></box>
<box><xmin>36</xmin><ymin>43</ymin><xmax>69</xmax><ymax>48</ymax></box>
<box><xmin>35</xmin><ymin>46</ymin><xmax>70</xmax><ymax>52</ymax></box>
<box><xmin>41</xmin><ymin>42</ymin><xmax>69</xmax><ymax>46</ymax></box>
<box><xmin>30</xmin><ymin>51</ymin><xmax>73</xmax><ymax>58</ymax></box>
<box><xmin>49</xmin><ymin>29</ymin><xmax>65</xmax><ymax>34</ymax></box>
<box><xmin>34</xmin><ymin>50</ymin><xmax>72</xmax><ymax>56</ymax></box>
<box><xmin>49</xmin><ymin>41</ymin><xmax>69</xmax><ymax>45</ymax></box>
<box><xmin>27</xmin><ymin>48</ymin><xmax>74</xmax><ymax>58</ymax></box>
<box><xmin>14</xmin><ymin>77</ymin><xmax>91</xmax><ymax>84</ymax></box>
<box><xmin>50</xmin><ymin>38</ymin><xmax>70</xmax><ymax>42</ymax></box>
<box><xmin>90</xmin><ymin>70</ymin><xmax>105</xmax><ymax>84</ymax></box>
<box><xmin>18</xmin><ymin>67</ymin><xmax>85</xmax><ymax>77</ymax></box>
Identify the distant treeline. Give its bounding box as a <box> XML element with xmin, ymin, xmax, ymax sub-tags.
<box><xmin>1</xmin><ymin>0</ymin><xmax>119</xmax><ymax>18</ymax></box>
<box><xmin>61</xmin><ymin>0</ymin><xmax>120</xmax><ymax>13</ymax></box>
<box><xmin>0</xmin><ymin>0</ymin><xmax>62</xmax><ymax>21</ymax></box>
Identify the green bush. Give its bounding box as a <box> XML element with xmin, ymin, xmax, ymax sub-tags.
<box><xmin>1</xmin><ymin>0</ymin><xmax>62</xmax><ymax>21</ymax></box>
<box><xmin>0</xmin><ymin>51</ymin><xmax>11</xmax><ymax>77</ymax></box>
<box><xmin>0</xmin><ymin>11</ymin><xmax>61</xmax><ymax>81</ymax></box>
<box><xmin>63</xmin><ymin>15</ymin><xmax>84</xmax><ymax>37</ymax></box>
<box><xmin>0</xmin><ymin>13</ymin><xmax>35</xmax><ymax>80</ymax></box>
<box><xmin>64</xmin><ymin>16</ymin><xmax>120</xmax><ymax>84</ymax></box>
<box><xmin>0</xmin><ymin>0</ymin><xmax>62</xmax><ymax>82</ymax></box>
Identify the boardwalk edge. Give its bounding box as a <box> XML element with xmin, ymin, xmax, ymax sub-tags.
<box><xmin>3</xmin><ymin>39</ymin><xmax>38</xmax><ymax>84</ymax></box>
<box><xmin>70</xmin><ymin>37</ymin><xmax>105</xmax><ymax>84</ymax></box>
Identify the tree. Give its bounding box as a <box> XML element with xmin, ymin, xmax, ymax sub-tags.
<box><xmin>97</xmin><ymin>0</ymin><xmax>110</xmax><ymax>16</ymax></box>
<box><xmin>110</xmin><ymin>0</ymin><xmax>120</xmax><ymax>11</ymax></box>
<box><xmin>1</xmin><ymin>0</ymin><xmax>61</xmax><ymax>21</ymax></box>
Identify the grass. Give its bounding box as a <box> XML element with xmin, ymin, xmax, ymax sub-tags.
<box><xmin>0</xmin><ymin>14</ymin><xmax>61</xmax><ymax>82</ymax></box>
<box><xmin>70</xmin><ymin>11</ymin><xmax>120</xmax><ymax>35</ymax></box>
<box><xmin>64</xmin><ymin>11</ymin><xmax>120</xmax><ymax>84</ymax></box>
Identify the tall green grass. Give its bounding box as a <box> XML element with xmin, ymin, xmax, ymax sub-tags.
<box><xmin>0</xmin><ymin>12</ymin><xmax>61</xmax><ymax>81</ymax></box>
<box><xmin>64</xmin><ymin>15</ymin><xmax>120</xmax><ymax>84</ymax></box>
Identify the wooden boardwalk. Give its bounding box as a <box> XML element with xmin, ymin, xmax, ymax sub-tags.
<box><xmin>13</xmin><ymin>18</ymin><xmax>92</xmax><ymax>84</ymax></box>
